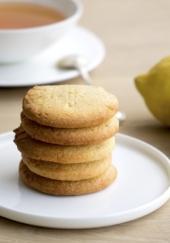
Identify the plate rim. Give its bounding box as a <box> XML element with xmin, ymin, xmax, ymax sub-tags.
<box><xmin>0</xmin><ymin>131</ymin><xmax>170</xmax><ymax>228</ymax></box>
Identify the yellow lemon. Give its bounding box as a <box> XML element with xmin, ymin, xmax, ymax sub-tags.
<box><xmin>135</xmin><ymin>56</ymin><xmax>170</xmax><ymax>126</ymax></box>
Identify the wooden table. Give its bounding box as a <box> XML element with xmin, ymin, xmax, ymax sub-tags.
<box><xmin>0</xmin><ymin>1</ymin><xmax>170</xmax><ymax>242</ymax></box>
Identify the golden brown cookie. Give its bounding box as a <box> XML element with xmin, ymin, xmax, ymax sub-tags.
<box><xmin>23</xmin><ymin>85</ymin><xmax>118</xmax><ymax>128</ymax></box>
<box><xmin>14</xmin><ymin>128</ymin><xmax>115</xmax><ymax>163</ymax></box>
<box><xmin>22</xmin><ymin>155</ymin><xmax>112</xmax><ymax>181</ymax></box>
<box><xmin>19</xmin><ymin>161</ymin><xmax>117</xmax><ymax>196</ymax></box>
<box><xmin>21</xmin><ymin>113</ymin><xmax>119</xmax><ymax>145</ymax></box>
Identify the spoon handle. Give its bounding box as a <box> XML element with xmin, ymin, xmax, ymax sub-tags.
<box><xmin>115</xmin><ymin>111</ymin><xmax>126</xmax><ymax>124</ymax></box>
<box><xmin>76</xmin><ymin>65</ymin><xmax>92</xmax><ymax>85</ymax></box>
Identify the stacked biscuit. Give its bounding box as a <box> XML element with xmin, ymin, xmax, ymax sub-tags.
<box><xmin>14</xmin><ymin>85</ymin><xmax>119</xmax><ymax>196</ymax></box>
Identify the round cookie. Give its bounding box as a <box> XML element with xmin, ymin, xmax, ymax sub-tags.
<box><xmin>22</xmin><ymin>155</ymin><xmax>112</xmax><ymax>181</ymax></box>
<box><xmin>19</xmin><ymin>162</ymin><xmax>117</xmax><ymax>196</ymax></box>
<box><xmin>21</xmin><ymin>113</ymin><xmax>119</xmax><ymax>145</ymax></box>
<box><xmin>23</xmin><ymin>85</ymin><xmax>118</xmax><ymax>128</ymax></box>
<box><xmin>14</xmin><ymin>128</ymin><xmax>115</xmax><ymax>163</ymax></box>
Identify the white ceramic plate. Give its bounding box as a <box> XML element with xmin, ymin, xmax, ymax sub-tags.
<box><xmin>0</xmin><ymin>132</ymin><xmax>170</xmax><ymax>229</ymax></box>
<box><xmin>0</xmin><ymin>26</ymin><xmax>105</xmax><ymax>87</ymax></box>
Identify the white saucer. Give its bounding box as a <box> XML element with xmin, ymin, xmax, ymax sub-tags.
<box><xmin>0</xmin><ymin>132</ymin><xmax>170</xmax><ymax>229</ymax></box>
<box><xmin>0</xmin><ymin>26</ymin><xmax>105</xmax><ymax>87</ymax></box>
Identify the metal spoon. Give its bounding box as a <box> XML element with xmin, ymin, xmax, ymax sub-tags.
<box><xmin>58</xmin><ymin>55</ymin><xmax>126</xmax><ymax>123</ymax></box>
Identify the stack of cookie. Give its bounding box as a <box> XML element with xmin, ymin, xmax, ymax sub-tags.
<box><xmin>14</xmin><ymin>85</ymin><xmax>119</xmax><ymax>196</ymax></box>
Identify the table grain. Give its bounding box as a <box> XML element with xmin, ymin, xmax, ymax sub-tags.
<box><xmin>0</xmin><ymin>0</ymin><xmax>170</xmax><ymax>242</ymax></box>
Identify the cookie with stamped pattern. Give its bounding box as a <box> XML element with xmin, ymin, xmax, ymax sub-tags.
<box><xmin>23</xmin><ymin>85</ymin><xmax>118</xmax><ymax>128</ymax></box>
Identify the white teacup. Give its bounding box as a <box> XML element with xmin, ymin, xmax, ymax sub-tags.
<box><xmin>0</xmin><ymin>0</ymin><xmax>82</xmax><ymax>63</ymax></box>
